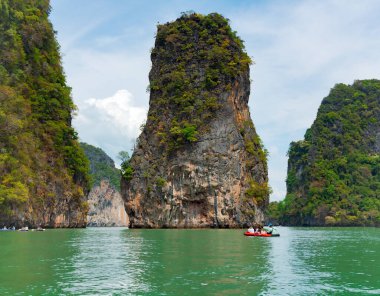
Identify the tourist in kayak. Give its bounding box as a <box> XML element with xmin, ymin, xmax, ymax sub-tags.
<box><xmin>266</xmin><ymin>223</ymin><xmax>273</xmax><ymax>234</ymax></box>
<box><xmin>248</xmin><ymin>226</ymin><xmax>255</xmax><ymax>233</ymax></box>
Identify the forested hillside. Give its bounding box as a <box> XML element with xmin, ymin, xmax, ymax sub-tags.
<box><xmin>80</xmin><ymin>142</ymin><xmax>120</xmax><ymax>191</ymax></box>
<box><xmin>278</xmin><ymin>80</ymin><xmax>380</xmax><ymax>226</ymax></box>
<box><xmin>0</xmin><ymin>0</ymin><xmax>90</xmax><ymax>227</ymax></box>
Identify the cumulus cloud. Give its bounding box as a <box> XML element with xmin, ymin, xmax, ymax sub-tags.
<box><xmin>59</xmin><ymin>47</ymin><xmax>151</xmax><ymax>163</ymax></box>
<box><xmin>74</xmin><ymin>90</ymin><xmax>147</xmax><ymax>162</ymax></box>
<box><xmin>62</xmin><ymin>48</ymin><xmax>151</xmax><ymax>109</ymax></box>
<box><xmin>85</xmin><ymin>90</ymin><xmax>145</xmax><ymax>136</ymax></box>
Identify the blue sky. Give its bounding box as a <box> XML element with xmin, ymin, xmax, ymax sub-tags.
<box><xmin>50</xmin><ymin>0</ymin><xmax>380</xmax><ymax>201</ymax></box>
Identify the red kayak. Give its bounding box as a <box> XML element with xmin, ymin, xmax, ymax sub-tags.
<box><xmin>244</xmin><ymin>231</ymin><xmax>277</xmax><ymax>237</ymax></box>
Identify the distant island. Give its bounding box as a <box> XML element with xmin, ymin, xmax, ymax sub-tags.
<box><xmin>81</xmin><ymin>143</ymin><xmax>128</xmax><ymax>227</ymax></box>
<box><xmin>268</xmin><ymin>80</ymin><xmax>380</xmax><ymax>226</ymax></box>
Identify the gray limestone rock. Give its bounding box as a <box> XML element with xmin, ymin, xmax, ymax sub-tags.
<box><xmin>121</xmin><ymin>13</ymin><xmax>269</xmax><ymax>228</ymax></box>
<box><xmin>87</xmin><ymin>180</ymin><xmax>129</xmax><ymax>227</ymax></box>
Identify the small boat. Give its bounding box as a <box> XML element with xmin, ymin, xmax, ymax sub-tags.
<box><xmin>244</xmin><ymin>225</ymin><xmax>280</xmax><ymax>237</ymax></box>
<box><xmin>30</xmin><ymin>226</ymin><xmax>46</xmax><ymax>231</ymax></box>
<box><xmin>244</xmin><ymin>231</ymin><xmax>279</xmax><ymax>237</ymax></box>
<box><xmin>18</xmin><ymin>226</ymin><xmax>29</xmax><ymax>232</ymax></box>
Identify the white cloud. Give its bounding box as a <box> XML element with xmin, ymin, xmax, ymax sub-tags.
<box><xmin>60</xmin><ymin>47</ymin><xmax>151</xmax><ymax>163</ymax></box>
<box><xmin>62</xmin><ymin>48</ymin><xmax>151</xmax><ymax>107</ymax></box>
<box><xmin>85</xmin><ymin>90</ymin><xmax>145</xmax><ymax>136</ymax></box>
<box><xmin>74</xmin><ymin>90</ymin><xmax>147</xmax><ymax>162</ymax></box>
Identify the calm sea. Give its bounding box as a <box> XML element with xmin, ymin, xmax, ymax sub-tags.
<box><xmin>0</xmin><ymin>227</ymin><xmax>379</xmax><ymax>295</ymax></box>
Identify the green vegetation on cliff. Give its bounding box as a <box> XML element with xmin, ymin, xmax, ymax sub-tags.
<box><xmin>278</xmin><ymin>80</ymin><xmax>380</xmax><ymax>226</ymax></box>
<box><xmin>0</xmin><ymin>0</ymin><xmax>90</xmax><ymax>225</ymax></box>
<box><xmin>145</xmin><ymin>12</ymin><xmax>270</xmax><ymax>211</ymax></box>
<box><xmin>118</xmin><ymin>151</ymin><xmax>133</xmax><ymax>182</ymax></box>
<box><xmin>122</xmin><ymin>12</ymin><xmax>269</xmax><ymax>228</ymax></box>
<box><xmin>80</xmin><ymin>143</ymin><xmax>121</xmax><ymax>191</ymax></box>
<box><xmin>147</xmin><ymin>12</ymin><xmax>252</xmax><ymax>151</ymax></box>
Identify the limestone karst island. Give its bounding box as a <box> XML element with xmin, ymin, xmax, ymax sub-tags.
<box><xmin>0</xmin><ymin>1</ymin><xmax>379</xmax><ymax>295</ymax></box>
<box><xmin>0</xmin><ymin>0</ymin><xmax>90</xmax><ymax>228</ymax></box>
<box><xmin>121</xmin><ymin>13</ymin><xmax>269</xmax><ymax>228</ymax></box>
<box><xmin>277</xmin><ymin>80</ymin><xmax>380</xmax><ymax>227</ymax></box>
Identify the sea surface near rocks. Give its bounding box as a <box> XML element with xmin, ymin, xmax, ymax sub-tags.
<box><xmin>0</xmin><ymin>227</ymin><xmax>379</xmax><ymax>295</ymax></box>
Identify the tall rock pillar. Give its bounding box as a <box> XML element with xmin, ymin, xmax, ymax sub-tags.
<box><xmin>121</xmin><ymin>13</ymin><xmax>269</xmax><ymax>228</ymax></box>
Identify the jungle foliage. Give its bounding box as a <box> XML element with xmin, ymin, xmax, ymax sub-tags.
<box><xmin>0</xmin><ymin>0</ymin><xmax>90</xmax><ymax>222</ymax></box>
<box><xmin>146</xmin><ymin>12</ymin><xmax>252</xmax><ymax>151</ymax></box>
<box><xmin>80</xmin><ymin>143</ymin><xmax>121</xmax><ymax>191</ymax></box>
<box><xmin>277</xmin><ymin>80</ymin><xmax>380</xmax><ymax>226</ymax></box>
<box><xmin>119</xmin><ymin>151</ymin><xmax>134</xmax><ymax>181</ymax></box>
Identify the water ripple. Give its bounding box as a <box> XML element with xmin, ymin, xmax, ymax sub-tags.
<box><xmin>0</xmin><ymin>227</ymin><xmax>379</xmax><ymax>295</ymax></box>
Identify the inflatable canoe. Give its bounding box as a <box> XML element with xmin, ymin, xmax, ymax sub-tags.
<box><xmin>244</xmin><ymin>231</ymin><xmax>280</xmax><ymax>237</ymax></box>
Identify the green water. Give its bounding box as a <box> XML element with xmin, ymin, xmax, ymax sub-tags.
<box><xmin>0</xmin><ymin>227</ymin><xmax>379</xmax><ymax>295</ymax></box>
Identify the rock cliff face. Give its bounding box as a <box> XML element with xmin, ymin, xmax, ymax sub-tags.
<box><xmin>121</xmin><ymin>13</ymin><xmax>269</xmax><ymax>228</ymax></box>
<box><xmin>0</xmin><ymin>0</ymin><xmax>90</xmax><ymax>228</ymax></box>
<box><xmin>81</xmin><ymin>143</ymin><xmax>128</xmax><ymax>226</ymax></box>
<box><xmin>283</xmin><ymin>80</ymin><xmax>380</xmax><ymax>226</ymax></box>
<box><xmin>87</xmin><ymin>180</ymin><xmax>129</xmax><ymax>227</ymax></box>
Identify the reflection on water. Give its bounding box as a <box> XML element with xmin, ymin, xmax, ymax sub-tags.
<box><xmin>56</xmin><ymin>228</ymin><xmax>150</xmax><ymax>295</ymax></box>
<box><xmin>0</xmin><ymin>227</ymin><xmax>379</xmax><ymax>295</ymax></box>
<box><xmin>261</xmin><ymin>227</ymin><xmax>335</xmax><ymax>296</ymax></box>
<box><xmin>51</xmin><ymin>229</ymin><xmax>276</xmax><ymax>295</ymax></box>
<box><xmin>263</xmin><ymin>227</ymin><xmax>380</xmax><ymax>296</ymax></box>
<box><xmin>132</xmin><ymin>229</ymin><xmax>272</xmax><ymax>295</ymax></box>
